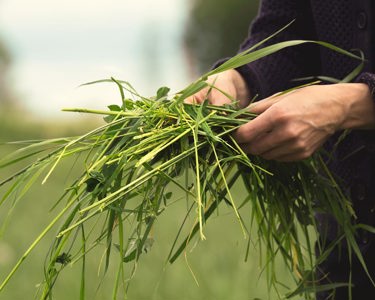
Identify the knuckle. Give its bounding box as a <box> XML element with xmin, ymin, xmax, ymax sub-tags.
<box><xmin>283</xmin><ymin>125</ymin><xmax>300</xmax><ymax>140</ymax></box>
<box><xmin>294</xmin><ymin>139</ymin><xmax>307</xmax><ymax>151</ymax></box>
<box><xmin>272</xmin><ymin>106</ymin><xmax>290</xmax><ymax>123</ymax></box>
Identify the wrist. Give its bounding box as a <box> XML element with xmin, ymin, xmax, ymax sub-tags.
<box><xmin>340</xmin><ymin>83</ymin><xmax>375</xmax><ymax>130</ymax></box>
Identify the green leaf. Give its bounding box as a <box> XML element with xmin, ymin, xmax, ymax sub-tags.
<box><xmin>176</xmin><ymin>80</ymin><xmax>208</xmax><ymax>102</ymax></box>
<box><xmin>85</xmin><ymin>178</ymin><xmax>100</xmax><ymax>193</ymax></box>
<box><xmin>88</xmin><ymin>170</ymin><xmax>105</xmax><ymax>183</ymax></box>
<box><xmin>286</xmin><ymin>282</ymin><xmax>350</xmax><ymax>298</ymax></box>
<box><xmin>123</xmin><ymin>249</ymin><xmax>136</xmax><ymax>263</ymax></box>
<box><xmin>103</xmin><ymin>115</ymin><xmax>115</xmax><ymax>123</ymax></box>
<box><xmin>156</xmin><ymin>86</ymin><xmax>170</xmax><ymax>100</ymax></box>
<box><xmin>108</xmin><ymin>104</ymin><xmax>121</xmax><ymax>111</ymax></box>
<box><xmin>206</xmin><ymin>40</ymin><xmax>363</xmax><ymax>78</ymax></box>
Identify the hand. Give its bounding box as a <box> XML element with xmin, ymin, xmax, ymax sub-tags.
<box><xmin>234</xmin><ymin>83</ymin><xmax>375</xmax><ymax>162</ymax></box>
<box><xmin>185</xmin><ymin>69</ymin><xmax>251</xmax><ymax>108</ymax></box>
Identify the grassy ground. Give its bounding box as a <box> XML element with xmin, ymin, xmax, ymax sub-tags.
<box><xmin>0</xmin><ymin>109</ymin><xmax>297</xmax><ymax>300</ymax></box>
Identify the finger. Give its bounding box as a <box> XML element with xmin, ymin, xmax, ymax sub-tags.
<box><xmin>185</xmin><ymin>96</ymin><xmax>199</xmax><ymax>104</ymax></box>
<box><xmin>267</xmin><ymin>139</ymin><xmax>324</xmax><ymax>162</ymax></box>
<box><xmin>250</xmin><ymin>125</ymin><xmax>299</xmax><ymax>155</ymax></box>
<box><xmin>240</xmin><ymin>131</ymin><xmax>283</xmax><ymax>155</ymax></box>
<box><xmin>185</xmin><ymin>89</ymin><xmax>232</xmax><ymax>106</ymax></box>
<box><xmin>205</xmin><ymin>85</ymin><xmax>235</xmax><ymax>106</ymax></box>
<box><xmin>210</xmin><ymin>94</ymin><xmax>233</xmax><ymax>106</ymax></box>
<box><xmin>259</xmin><ymin>141</ymin><xmax>303</xmax><ymax>160</ymax></box>
<box><xmin>239</xmin><ymin>140</ymin><xmax>304</xmax><ymax>162</ymax></box>
<box><xmin>233</xmin><ymin>112</ymin><xmax>274</xmax><ymax>144</ymax></box>
<box><xmin>248</xmin><ymin>93</ymin><xmax>282</xmax><ymax>114</ymax></box>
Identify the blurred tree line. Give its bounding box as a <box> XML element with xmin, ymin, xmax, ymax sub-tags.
<box><xmin>184</xmin><ymin>0</ymin><xmax>260</xmax><ymax>75</ymax></box>
<box><xmin>0</xmin><ymin>37</ymin><xmax>17</xmax><ymax>110</ymax></box>
<box><xmin>0</xmin><ymin>36</ymin><xmax>43</xmax><ymax>139</ymax></box>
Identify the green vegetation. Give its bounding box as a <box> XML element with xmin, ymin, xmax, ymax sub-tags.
<box><xmin>0</xmin><ymin>114</ymin><xmax>290</xmax><ymax>300</ymax></box>
<box><xmin>0</xmin><ymin>32</ymin><xmax>368</xmax><ymax>300</ymax></box>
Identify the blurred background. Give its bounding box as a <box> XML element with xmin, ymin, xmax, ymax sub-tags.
<box><xmin>0</xmin><ymin>1</ymin><xmax>300</xmax><ymax>299</ymax></box>
<box><xmin>0</xmin><ymin>0</ymin><xmax>258</xmax><ymax>118</ymax></box>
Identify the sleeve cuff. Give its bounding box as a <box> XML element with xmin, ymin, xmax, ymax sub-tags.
<box><xmin>355</xmin><ymin>72</ymin><xmax>375</xmax><ymax>150</ymax></box>
<box><xmin>356</xmin><ymin>72</ymin><xmax>375</xmax><ymax>101</ymax></box>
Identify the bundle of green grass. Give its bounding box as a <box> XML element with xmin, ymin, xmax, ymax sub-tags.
<box><xmin>0</xmin><ymin>26</ymin><xmax>371</xmax><ymax>299</ymax></box>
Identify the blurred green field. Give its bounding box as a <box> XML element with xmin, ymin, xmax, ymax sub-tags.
<box><xmin>0</xmin><ymin>110</ymin><xmax>298</xmax><ymax>300</ymax></box>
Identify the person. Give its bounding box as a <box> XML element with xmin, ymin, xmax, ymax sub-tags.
<box><xmin>187</xmin><ymin>1</ymin><xmax>375</xmax><ymax>299</ymax></box>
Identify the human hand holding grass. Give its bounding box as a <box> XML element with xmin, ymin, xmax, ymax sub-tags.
<box><xmin>235</xmin><ymin>82</ymin><xmax>375</xmax><ymax>161</ymax></box>
<box><xmin>186</xmin><ymin>69</ymin><xmax>251</xmax><ymax>107</ymax></box>
<box><xmin>189</xmin><ymin>73</ymin><xmax>375</xmax><ymax>162</ymax></box>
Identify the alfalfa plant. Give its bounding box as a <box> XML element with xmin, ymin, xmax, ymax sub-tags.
<box><xmin>0</xmin><ymin>24</ymin><xmax>372</xmax><ymax>299</ymax></box>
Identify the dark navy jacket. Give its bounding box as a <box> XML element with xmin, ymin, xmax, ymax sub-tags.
<box><xmin>232</xmin><ymin>1</ymin><xmax>375</xmax><ymax>298</ymax></box>
<box><xmin>235</xmin><ymin>0</ymin><xmax>375</xmax><ymax>230</ymax></box>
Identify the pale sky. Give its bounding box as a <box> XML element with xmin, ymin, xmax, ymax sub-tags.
<box><xmin>0</xmin><ymin>0</ymin><xmax>191</xmax><ymax>118</ymax></box>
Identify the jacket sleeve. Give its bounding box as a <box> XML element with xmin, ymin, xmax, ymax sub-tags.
<box><xmin>356</xmin><ymin>72</ymin><xmax>375</xmax><ymax>98</ymax></box>
<box><xmin>234</xmin><ymin>0</ymin><xmax>321</xmax><ymax>99</ymax></box>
